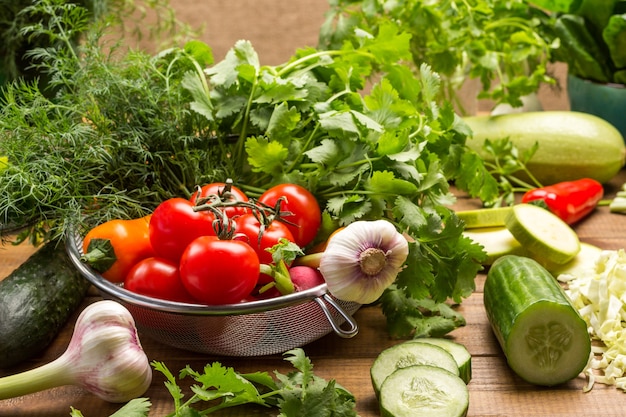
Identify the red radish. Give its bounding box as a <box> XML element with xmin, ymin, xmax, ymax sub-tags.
<box><xmin>289</xmin><ymin>266</ymin><xmax>325</xmax><ymax>292</ymax></box>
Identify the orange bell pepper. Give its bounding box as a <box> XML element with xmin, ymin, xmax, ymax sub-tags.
<box><xmin>81</xmin><ymin>215</ymin><xmax>154</xmax><ymax>282</ymax></box>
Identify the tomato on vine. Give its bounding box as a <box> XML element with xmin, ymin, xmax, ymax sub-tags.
<box><xmin>259</xmin><ymin>184</ymin><xmax>322</xmax><ymax>247</ymax></box>
<box><xmin>190</xmin><ymin>181</ymin><xmax>251</xmax><ymax>218</ymax></box>
<box><xmin>149</xmin><ymin>197</ymin><xmax>216</xmax><ymax>262</ymax></box>
<box><xmin>179</xmin><ymin>236</ymin><xmax>260</xmax><ymax>305</ymax></box>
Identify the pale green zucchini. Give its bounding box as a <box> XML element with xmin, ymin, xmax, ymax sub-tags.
<box><xmin>464</xmin><ymin>111</ymin><xmax>626</xmax><ymax>185</ymax></box>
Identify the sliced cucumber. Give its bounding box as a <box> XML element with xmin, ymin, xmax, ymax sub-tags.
<box><xmin>370</xmin><ymin>342</ymin><xmax>459</xmax><ymax>396</ymax></box>
<box><xmin>410</xmin><ymin>338</ymin><xmax>472</xmax><ymax>383</ymax></box>
<box><xmin>456</xmin><ymin>206</ymin><xmax>512</xmax><ymax>228</ymax></box>
<box><xmin>484</xmin><ymin>255</ymin><xmax>591</xmax><ymax>386</ymax></box>
<box><xmin>379</xmin><ymin>365</ymin><xmax>469</xmax><ymax>417</ymax></box>
<box><xmin>463</xmin><ymin>226</ymin><xmax>529</xmax><ymax>264</ymax></box>
<box><xmin>505</xmin><ymin>203</ymin><xmax>580</xmax><ymax>265</ymax></box>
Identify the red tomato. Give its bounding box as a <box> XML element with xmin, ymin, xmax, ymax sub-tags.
<box><xmin>149</xmin><ymin>198</ymin><xmax>216</xmax><ymax>262</ymax></box>
<box><xmin>258</xmin><ymin>184</ymin><xmax>322</xmax><ymax>247</ymax></box>
<box><xmin>190</xmin><ymin>182</ymin><xmax>250</xmax><ymax>218</ymax></box>
<box><xmin>179</xmin><ymin>236</ymin><xmax>260</xmax><ymax>305</ymax></box>
<box><xmin>234</xmin><ymin>213</ymin><xmax>295</xmax><ymax>265</ymax></box>
<box><xmin>125</xmin><ymin>257</ymin><xmax>195</xmax><ymax>303</ymax></box>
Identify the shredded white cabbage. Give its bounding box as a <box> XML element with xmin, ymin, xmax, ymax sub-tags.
<box><xmin>558</xmin><ymin>249</ymin><xmax>626</xmax><ymax>392</ymax></box>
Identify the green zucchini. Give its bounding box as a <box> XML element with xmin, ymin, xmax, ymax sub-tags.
<box><xmin>463</xmin><ymin>226</ymin><xmax>529</xmax><ymax>265</ymax></box>
<box><xmin>484</xmin><ymin>255</ymin><xmax>591</xmax><ymax>386</ymax></box>
<box><xmin>379</xmin><ymin>365</ymin><xmax>469</xmax><ymax>417</ymax></box>
<box><xmin>0</xmin><ymin>241</ymin><xmax>90</xmax><ymax>369</ymax></box>
<box><xmin>456</xmin><ymin>206</ymin><xmax>512</xmax><ymax>229</ymax></box>
<box><xmin>464</xmin><ymin>111</ymin><xmax>626</xmax><ymax>184</ymax></box>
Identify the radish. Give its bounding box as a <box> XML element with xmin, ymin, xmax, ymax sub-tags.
<box><xmin>289</xmin><ymin>266</ymin><xmax>325</xmax><ymax>292</ymax></box>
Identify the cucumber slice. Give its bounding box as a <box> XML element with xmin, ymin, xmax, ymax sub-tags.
<box><xmin>409</xmin><ymin>338</ymin><xmax>472</xmax><ymax>383</ymax></box>
<box><xmin>505</xmin><ymin>203</ymin><xmax>580</xmax><ymax>265</ymax></box>
<box><xmin>456</xmin><ymin>206</ymin><xmax>512</xmax><ymax>228</ymax></box>
<box><xmin>463</xmin><ymin>226</ymin><xmax>529</xmax><ymax>264</ymax></box>
<box><xmin>379</xmin><ymin>365</ymin><xmax>469</xmax><ymax>417</ymax></box>
<box><xmin>370</xmin><ymin>342</ymin><xmax>459</xmax><ymax>396</ymax></box>
<box><xmin>484</xmin><ymin>255</ymin><xmax>591</xmax><ymax>386</ymax></box>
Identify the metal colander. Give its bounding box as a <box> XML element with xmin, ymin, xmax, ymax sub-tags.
<box><xmin>65</xmin><ymin>232</ymin><xmax>360</xmax><ymax>356</ymax></box>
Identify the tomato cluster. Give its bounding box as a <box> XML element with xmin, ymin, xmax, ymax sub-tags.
<box><xmin>84</xmin><ymin>182</ymin><xmax>323</xmax><ymax>305</ymax></box>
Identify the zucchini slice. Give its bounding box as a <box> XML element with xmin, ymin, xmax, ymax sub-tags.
<box><xmin>379</xmin><ymin>365</ymin><xmax>469</xmax><ymax>417</ymax></box>
<box><xmin>505</xmin><ymin>203</ymin><xmax>580</xmax><ymax>265</ymax></box>
<box><xmin>484</xmin><ymin>255</ymin><xmax>591</xmax><ymax>386</ymax></box>
<box><xmin>463</xmin><ymin>226</ymin><xmax>529</xmax><ymax>265</ymax></box>
<box><xmin>457</xmin><ymin>206</ymin><xmax>512</xmax><ymax>228</ymax></box>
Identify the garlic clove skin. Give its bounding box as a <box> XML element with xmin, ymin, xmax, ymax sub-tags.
<box><xmin>319</xmin><ymin>220</ymin><xmax>409</xmax><ymax>304</ymax></box>
<box><xmin>60</xmin><ymin>300</ymin><xmax>153</xmax><ymax>403</ymax></box>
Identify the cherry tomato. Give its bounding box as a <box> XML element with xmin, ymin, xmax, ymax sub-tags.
<box><xmin>149</xmin><ymin>198</ymin><xmax>216</xmax><ymax>262</ymax></box>
<box><xmin>179</xmin><ymin>236</ymin><xmax>260</xmax><ymax>305</ymax></box>
<box><xmin>258</xmin><ymin>184</ymin><xmax>321</xmax><ymax>247</ymax></box>
<box><xmin>190</xmin><ymin>182</ymin><xmax>250</xmax><ymax>218</ymax></box>
<box><xmin>125</xmin><ymin>257</ymin><xmax>196</xmax><ymax>303</ymax></box>
<box><xmin>234</xmin><ymin>213</ymin><xmax>295</xmax><ymax>265</ymax></box>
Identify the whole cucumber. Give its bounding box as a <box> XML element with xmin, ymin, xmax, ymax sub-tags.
<box><xmin>0</xmin><ymin>241</ymin><xmax>90</xmax><ymax>369</ymax></box>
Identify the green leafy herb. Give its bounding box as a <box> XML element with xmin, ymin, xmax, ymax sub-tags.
<box><xmin>319</xmin><ymin>0</ymin><xmax>558</xmax><ymax>113</ymax></box>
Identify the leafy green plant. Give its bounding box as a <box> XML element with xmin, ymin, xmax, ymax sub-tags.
<box><xmin>319</xmin><ymin>0</ymin><xmax>558</xmax><ymax>114</ymax></box>
<box><xmin>534</xmin><ymin>0</ymin><xmax>626</xmax><ymax>84</ymax></box>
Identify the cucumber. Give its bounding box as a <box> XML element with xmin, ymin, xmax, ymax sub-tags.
<box><xmin>463</xmin><ymin>226</ymin><xmax>529</xmax><ymax>264</ymax></box>
<box><xmin>370</xmin><ymin>342</ymin><xmax>459</xmax><ymax>396</ymax></box>
<box><xmin>379</xmin><ymin>365</ymin><xmax>469</xmax><ymax>417</ymax></box>
<box><xmin>505</xmin><ymin>203</ymin><xmax>580</xmax><ymax>265</ymax></box>
<box><xmin>484</xmin><ymin>255</ymin><xmax>591</xmax><ymax>386</ymax></box>
<box><xmin>456</xmin><ymin>206</ymin><xmax>512</xmax><ymax>228</ymax></box>
<box><xmin>410</xmin><ymin>338</ymin><xmax>472</xmax><ymax>384</ymax></box>
<box><xmin>464</xmin><ymin>111</ymin><xmax>626</xmax><ymax>184</ymax></box>
<box><xmin>0</xmin><ymin>241</ymin><xmax>90</xmax><ymax>369</ymax></box>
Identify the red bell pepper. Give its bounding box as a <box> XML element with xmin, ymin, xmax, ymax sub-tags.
<box><xmin>521</xmin><ymin>178</ymin><xmax>604</xmax><ymax>225</ymax></box>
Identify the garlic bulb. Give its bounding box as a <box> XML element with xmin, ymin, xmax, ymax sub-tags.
<box><xmin>0</xmin><ymin>300</ymin><xmax>152</xmax><ymax>403</ymax></box>
<box><xmin>319</xmin><ymin>220</ymin><xmax>409</xmax><ymax>304</ymax></box>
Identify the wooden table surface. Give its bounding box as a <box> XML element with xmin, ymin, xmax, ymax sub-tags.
<box><xmin>3</xmin><ymin>171</ymin><xmax>626</xmax><ymax>417</ymax></box>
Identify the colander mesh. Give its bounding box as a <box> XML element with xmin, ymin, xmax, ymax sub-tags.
<box><xmin>123</xmin><ymin>297</ymin><xmax>360</xmax><ymax>356</ymax></box>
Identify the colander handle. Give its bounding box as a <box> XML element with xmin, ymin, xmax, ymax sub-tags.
<box><xmin>314</xmin><ymin>294</ymin><xmax>359</xmax><ymax>338</ymax></box>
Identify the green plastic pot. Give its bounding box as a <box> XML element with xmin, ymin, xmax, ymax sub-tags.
<box><xmin>568</xmin><ymin>74</ymin><xmax>626</xmax><ymax>141</ymax></box>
